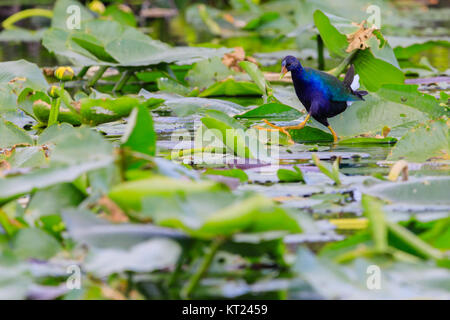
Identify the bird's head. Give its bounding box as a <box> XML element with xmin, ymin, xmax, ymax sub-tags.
<box><xmin>280</xmin><ymin>56</ymin><xmax>301</xmax><ymax>79</ymax></box>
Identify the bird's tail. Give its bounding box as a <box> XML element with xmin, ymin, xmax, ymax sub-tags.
<box><xmin>344</xmin><ymin>65</ymin><xmax>368</xmax><ymax>100</ymax></box>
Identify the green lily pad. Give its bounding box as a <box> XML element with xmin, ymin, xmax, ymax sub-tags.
<box><xmin>199</xmin><ymin>78</ymin><xmax>262</xmax><ymax>97</ymax></box>
<box><xmin>236</xmin><ymin>103</ymin><xmax>302</xmax><ymax>119</ymax></box>
<box><xmin>108</xmin><ymin>176</ymin><xmax>221</xmax><ymax>212</ymax></box>
<box><xmin>142</xmin><ymin>192</ymin><xmax>301</xmax><ymax>239</ymax></box>
<box><xmin>13</xmin><ymin>228</ymin><xmax>61</xmax><ymax>260</ymax></box>
<box><xmin>0</xmin><ymin>118</ymin><xmax>33</xmax><ymax>148</ymax></box>
<box><xmin>387</xmin><ymin>119</ymin><xmax>449</xmax><ymax>162</ymax></box>
<box><xmin>339</xmin><ymin>137</ymin><xmax>397</xmax><ymax>145</ymax></box>
<box><xmin>277</xmin><ymin>165</ymin><xmax>305</xmax><ymax>183</ymax></box>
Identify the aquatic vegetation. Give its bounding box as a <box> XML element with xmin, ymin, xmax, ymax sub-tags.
<box><xmin>0</xmin><ymin>0</ymin><xmax>448</xmax><ymax>300</ymax></box>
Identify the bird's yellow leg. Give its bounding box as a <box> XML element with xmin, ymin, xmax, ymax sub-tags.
<box><xmin>254</xmin><ymin>114</ymin><xmax>311</xmax><ymax>136</ymax></box>
<box><xmin>327</xmin><ymin>125</ymin><xmax>339</xmax><ymax>143</ymax></box>
<box><xmin>254</xmin><ymin>120</ymin><xmax>293</xmax><ymax>144</ymax></box>
<box><xmin>284</xmin><ymin>114</ymin><xmax>311</xmax><ymax>130</ymax></box>
<box><xmin>254</xmin><ymin>114</ymin><xmax>311</xmax><ymax>144</ymax></box>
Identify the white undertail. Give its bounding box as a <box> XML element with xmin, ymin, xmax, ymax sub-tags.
<box><xmin>347</xmin><ymin>74</ymin><xmax>360</xmax><ymax>106</ymax></box>
<box><xmin>350</xmin><ymin>74</ymin><xmax>360</xmax><ymax>91</ymax></box>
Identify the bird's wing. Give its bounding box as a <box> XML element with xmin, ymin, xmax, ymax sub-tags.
<box><xmin>307</xmin><ymin>68</ymin><xmax>361</xmax><ymax>102</ymax></box>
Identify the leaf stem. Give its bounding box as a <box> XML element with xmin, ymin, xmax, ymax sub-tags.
<box><xmin>387</xmin><ymin>221</ymin><xmax>444</xmax><ymax>260</ymax></box>
<box><xmin>113</xmin><ymin>70</ymin><xmax>134</xmax><ymax>93</ymax></box>
<box><xmin>327</xmin><ymin>50</ymin><xmax>357</xmax><ymax>77</ymax></box>
<box><xmin>87</xmin><ymin>66</ymin><xmax>108</xmax><ymax>87</ymax></box>
<box><xmin>48</xmin><ymin>97</ymin><xmax>61</xmax><ymax>127</ymax></box>
<box><xmin>181</xmin><ymin>237</ymin><xmax>225</xmax><ymax>299</ymax></box>
<box><xmin>77</xmin><ymin>66</ymin><xmax>89</xmax><ymax>79</ymax></box>
<box><xmin>2</xmin><ymin>9</ymin><xmax>53</xmax><ymax>30</ymax></box>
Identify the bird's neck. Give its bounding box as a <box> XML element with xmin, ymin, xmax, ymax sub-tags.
<box><xmin>290</xmin><ymin>65</ymin><xmax>304</xmax><ymax>82</ymax></box>
<box><xmin>290</xmin><ymin>65</ymin><xmax>310</xmax><ymax>103</ymax></box>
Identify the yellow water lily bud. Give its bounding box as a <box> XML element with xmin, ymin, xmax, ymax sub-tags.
<box><xmin>88</xmin><ymin>0</ymin><xmax>105</xmax><ymax>14</ymax></box>
<box><xmin>54</xmin><ymin>67</ymin><xmax>74</xmax><ymax>81</ymax></box>
<box><xmin>48</xmin><ymin>85</ymin><xmax>60</xmax><ymax>98</ymax></box>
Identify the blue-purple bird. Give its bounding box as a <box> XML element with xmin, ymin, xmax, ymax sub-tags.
<box><xmin>260</xmin><ymin>55</ymin><xmax>368</xmax><ymax>143</ymax></box>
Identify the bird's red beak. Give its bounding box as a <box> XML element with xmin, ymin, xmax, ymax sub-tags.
<box><xmin>280</xmin><ymin>66</ymin><xmax>288</xmax><ymax>79</ymax></box>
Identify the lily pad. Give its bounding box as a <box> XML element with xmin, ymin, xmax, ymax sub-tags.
<box><xmin>85</xmin><ymin>238</ymin><xmax>181</xmax><ymax>277</ymax></box>
<box><xmin>0</xmin><ymin>118</ymin><xmax>33</xmax><ymax>149</ymax></box>
<box><xmin>236</xmin><ymin>103</ymin><xmax>302</xmax><ymax>119</ymax></box>
<box><xmin>366</xmin><ymin>177</ymin><xmax>450</xmax><ymax>206</ymax></box>
<box><xmin>108</xmin><ymin>176</ymin><xmax>221</xmax><ymax>212</ymax></box>
<box><xmin>387</xmin><ymin>119</ymin><xmax>449</xmax><ymax>162</ymax></box>
<box><xmin>199</xmin><ymin>79</ymin><xmax>262</xmax><ymax>97</ymax></box>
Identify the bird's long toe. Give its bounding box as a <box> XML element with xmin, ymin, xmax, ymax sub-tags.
<box><xmin>253</xmin><ymin>120</ymin><xmax>294</xmax><ymax>144</ymax></box>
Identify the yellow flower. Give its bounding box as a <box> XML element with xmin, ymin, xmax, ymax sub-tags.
<box><xmin>48</xmin><ymin>85</ymin><xmax>60</xmax><ymax>98</ymax></box>
<box><xmin>88</xmin><ymin>0</ymin><xmax>105</xmax><ymax>14</ymax></box>
<box><xmin>54</xmin><ymin>67</ymin><xmax>74</xmax><ymax>81</ymax></box>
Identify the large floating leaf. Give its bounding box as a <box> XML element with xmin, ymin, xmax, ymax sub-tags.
<box><xmin>387</xmin><ymin>119</ymin><xmax>449</xmax><ymax>162</ymax></box>
<box><xmin>142</xmin><ymin>192</ymin><xmax>301</xmax><ymax>239</ymax></box>
<box><xmin>186</xmin><ymin>56</ymin><xmax>234</xmax><ymax>89</ymax></box>
<box><xmin>0</xmin><ymin>146</ymin><xmax>47</xmax><ymax>169</ymax></box>
<box><xmin>295</xmin><ymin>247</ymin><xmax>450</xmax><ymax>299</ymax></box>
<box><xmin>391</xmin><ymin>37</ymin><xmax>450</xmax><ymax>60</ymax></box>
<box><xmin>0</xmin><ymin>60</ymin><xmax>49</xmax><ymax>113</ymax></box>
<box><xmin>0</xmin><ymin>161</ymin><xmax>111</xmax><ymax>204</ymax></box>
<box><xmin>0</xmin><ymin>60</ymin><xmax>48</xmax><ymax>92</ymax></box>
<box><xmin>199</xmin><ymin>79</ymin><xmax>262</xmax><ymax>97</ymax></box>
<box><xmin>0</xmin><ymin>118</ymin><xmax>33</xmax><ymax>149</ymax></box>
<box><xmin>139</xmin><ymin>89</ymin><xmax>246</xmax><ymax>117</ymax></box>
<box><xmin>13</xmin><ymin>228</ymin><xmax>61</xmax><ymax>260</ymax></box>
<box><xmin>109</xmin><ymin>176</ymin><xmax>221</xmax><ymax>212</ymax></box>
<box><xmin>25</xmin><ymin>183</ymin><xmax>85</xmax><ymax>221</ymax></box>
<box><xmin>0</xmin><ymin>127</ymin><xmax>113</xmax><ymax>203</ymax></box>
<box><xmin>70</xmin><ymin>20</ymin><xmax>122</xmax><ymax>63</ymax></box>
<box><xmin>44</xmin><ymin>1</ymin><xmax>230</xmax><ymax>67</ymax></box>
<box><xmin>62</xmin><ymin>208</ymin><xmax>187</xmax><ymax>249</ymax></box>
<box><xmin>236</xmin><ymin>103</ymin><xmax>303</xmax><ymax>119</ymax></box>
<box><xmin>365</xmin><ymin>178</ymin><xmax>450</xmax><ymax>206</ymax></box>
<box><xmin>42</xmin><ymin>28</ymin><xmax>102</xmax><ymax>66</ymax></box>
<box><xmin>85</xmin><ymin>238</ymin><xmax>181</xmax><ymax>277</ymax></box>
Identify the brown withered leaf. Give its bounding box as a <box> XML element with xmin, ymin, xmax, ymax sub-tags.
<box><xmin>222</xmin><ymin>47</ymin><xmax>258</xmax><ymax>72</ymax></box>
<box><xmin>382</xmin><ymin>126</ymin><xmax>391</xmax><ymax>138</ymax></box>
<box><xmin>42</xmin><ymin>67</ymin><xmax>55</xmax><ymax>77</ymax></box>
<box><xmin>346</xmin><ymin>20</ymin><xmax>378</xmax><ymax>53</ymax></box>
<box><xmin>0</xmin><ymin>160</ymin><xmax>11</xmax><ymax>176</ymax></box>
<box><xmin>222</xmin><ymin>13</ymin><xmax>246</xmax><ymax>28</ymax></box>
<box><xmin>71</xmin><ymin>101</ymin><xmax>81</xmax><ymax>112</ymax></box>
<box><xmin>8</xmin><ymin>77</ymin><xmax>27</xmax><ymax>84</ymax></box>
<box><xmin>100</xmin><ymin>285</ymin><xmax>127</xmax><ymax>300</ymax></box>
<box><xmin>98</xmin><ymin>196</ymin><xmax>129</xmax><ymax>223</ymax></box>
